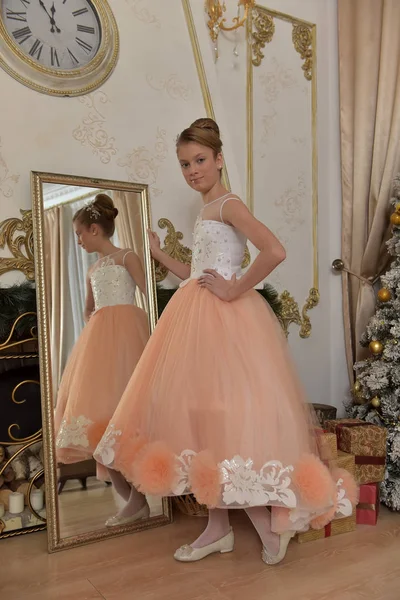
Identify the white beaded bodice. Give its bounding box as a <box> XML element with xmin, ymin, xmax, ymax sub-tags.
<box><xmin>181</xmin><ymin>212</ymin><xmax>246</xmax><ymax>287</ymax></box>
<box><xmin>90</xmin><ymin>261</ymin><xmax>136</xmax><ymax>311</ymax></box>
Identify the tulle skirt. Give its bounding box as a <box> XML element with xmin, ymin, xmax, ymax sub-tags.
<box><xmin>55</xmin><ymin>304</ymin><xmax>149</xmax><ymax>474</ymax></box>
<box><xmin>94</xmin><ymin>282</ymin><xmax>357</xmax><ymax>531</ymax></box>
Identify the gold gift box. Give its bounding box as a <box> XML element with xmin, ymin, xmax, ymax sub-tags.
<box><xmin>316</xmin><ymin>430</ymin><xmax>338</xmax><ymax>461</ymax></box>
<box><xmin>329</xmin><ymin>450</ymin><xmax>355</xmax><ymax>477</ymax></box>
<box><xmin>325</xmin><ymin>419</ymin><xmax>386</xmax><ymax>484</ymax></box>
<box><xmin>296</xmin><ymin>511</ymin><xmax>356</xmax><ymax>544</ymax></box>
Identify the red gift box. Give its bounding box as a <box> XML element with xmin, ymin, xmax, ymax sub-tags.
<box><xmin>356</xmin><ymin>483</ymin><xmax>380</xmax><ymax>525</ymax></box>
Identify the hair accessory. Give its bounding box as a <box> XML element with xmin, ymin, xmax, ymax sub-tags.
<box><xmin>85</xmin><ymin>200</ymin><xmax>101</xmax><ymax>220</ymax></box>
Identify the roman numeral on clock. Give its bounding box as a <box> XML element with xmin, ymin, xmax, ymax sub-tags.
<box><xmin>19</xmin><ymin>0</ymin><xmax>30</xmax><ymax>8</ymax></box>
<box><xmin>12</xmin><ymin>26</ymin><xmax>31</xmax><ymax>43</ymax></box>
<box><xmin>51</xmin><ymin>47</ymin><xmax>60</xmax><ymax>67</ymax></box>
<box><xmin>72</xmin><ymin>8</ymin><xmax>88</xmax><ymax>17</ymax></box>
<box><xmin>76</xmin><ymin>37</ymin><xmax>92</xmax><ymax>54</ymax></box>
<box><xmin>29</xmin><ymin>39</ymin><xmax>44</xmax><ymax>60</ymax></box>
<box><xmin>6</xmin><ymin>9</ymin><xmax>27</xmax><ymax>22</ymax></box>
<box><xmin>67</xmin><ymin>47</ymin><xmax>79</xmax><ymax>65</ymax></box>
<box><xmin>77</xmin><ymin>25</ymin><xmax>95</xmax><ymax>34</ymax></box>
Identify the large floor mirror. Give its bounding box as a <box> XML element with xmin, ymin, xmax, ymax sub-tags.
<box><xmin>31</xmin><ymin>172</ymin><xmax>172</xmax><ymax>552</ymax></box>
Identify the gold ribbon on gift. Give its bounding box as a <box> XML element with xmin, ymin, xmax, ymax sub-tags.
<box><xmin>357</xmin><ymin>503</ymin><xmax>376</xmax><ymax>510</ymax></box>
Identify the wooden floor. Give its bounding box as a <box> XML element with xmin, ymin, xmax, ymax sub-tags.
<box><xmin>1</xmin><ymin>507</ymin><xmax>400</xmax><ymax>600</ymax></box>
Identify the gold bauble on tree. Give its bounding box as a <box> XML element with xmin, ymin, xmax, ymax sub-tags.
<box><xmin>377</xmin><ymin>288</ymin><xmax>392</xmax><ymax>302</ymax></box>
<box><xmin>369</xmin><ymin>340</ymin><xmax>383</xmax><ymax>355</ymax></box>
<box><xmin>371</xmin><ymin>396</ymin><xmax>381</xmax><ymax>408</ymax></box>
<box><xmin>390</xmin><ymin>212</ymin><xmax>400</xmax><ymax>226</ymax></box>
<box><xmin>354</xmin><ymin>395</ymin><xmax>367</xmax><ymax>405</ymax></box>
<box><xmin>353</xmin><ymin>380</ymin><xmax>361</xmax><ymax>393</ymax></box>
<box><xmin>395</xmin><ymin>202</ymin><xmax>400</xmax><ymax>213</ymax></box>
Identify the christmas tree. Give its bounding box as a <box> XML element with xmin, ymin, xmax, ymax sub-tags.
<box><xmin>346</xmin><ymin>175</ymin><xmax>400</xmax><ymax>511</ymax></box>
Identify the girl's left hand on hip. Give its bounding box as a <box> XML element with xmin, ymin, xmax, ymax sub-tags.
<box><xmin>198</xmin><ymin>269</ymin><xmax>237</xmax><ymax>301</ymax></box>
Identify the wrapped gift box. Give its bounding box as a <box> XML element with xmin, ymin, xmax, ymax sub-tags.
<box><xmin>296</xmin><ymin>511</ymin><xmax>356</xmax><ymax>544</ymax></box>
<box><xmin>356</xmin><ymin>483</ymin><xmax>379</xmax><ymax>525</ymax></box>
<box><xmin>329</xmin><ymin>449</ymin><xmax>355</xmax><ymax>477</ymax></box>
<box><xmin>312</xmin><ymin>403</ymin><xmax>337</xmax><ymax>427</ymax></box>
<box><xmin>324</xmin><ymin>419</ymin><xmax>386</xmax><ymax>484</ymax></box>
<box><xmin>316</xmin><ymin>429</ymin><xmax>338</xmax><ymax>461</ymax></box>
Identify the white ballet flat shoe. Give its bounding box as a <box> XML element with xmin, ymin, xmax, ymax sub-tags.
<box><xmin>105</xmin><ymin>503</ymin><xmax>150</xmax><ymax>527</ymax></box>
<box><xmin>261</xmin><ymin>530</ymin><xmax>295</xmax><ymax>565</ymax></box>
<box><xmin>174</xmin><ymin>528</ymin><xmax>235</xmax><ymax>562</ymax></box>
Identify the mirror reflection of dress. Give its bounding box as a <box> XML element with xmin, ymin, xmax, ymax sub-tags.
<box><xmin>55</xmin><ymin>251</ymin><xmax>149</xmax><ymax>484</ymax></box>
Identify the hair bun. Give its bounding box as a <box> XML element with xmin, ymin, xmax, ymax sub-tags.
<box><xmin>190</xmin><ymin>118</ymin><xmax>220</xmax><ymax>139</ymax></box>
<box><xmin>92</xmin><ymin>193</ymin><xmax>118</xmax><ymax>221</ymax></box>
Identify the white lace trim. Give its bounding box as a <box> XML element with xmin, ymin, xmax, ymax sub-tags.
<box><xmin>94</xmin><ymin>428</ymin><xmax>355</xmax><ymax>522</ymax></box>
<box><xmin>220</xmin><ymin>456</ymin><xmax>296</xmax><ymax>507</ymax></box>
<box><xmin>56</xmin><ymin>415</ymin><xmax>93</xmax><ymax>449</ymax></box>
<box><xmin>94</xmin><ymin>423</ymin><xmax>122</xmax><ymax>465</ymax></box>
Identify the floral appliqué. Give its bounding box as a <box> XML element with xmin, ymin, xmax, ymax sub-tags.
<box><xmin>56</xmin><ymin>415</ymin><xmax>93</xmax><ymax>449</ymax></box>
<box><xmin>94</xmin><ymin>424</ymin><xmax>122</xmax><ymax>466</ymax></box>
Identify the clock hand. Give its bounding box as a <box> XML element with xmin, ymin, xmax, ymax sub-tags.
<box><xmin>38</xmin><ymin>0</ymin><xmax>61</xmax><ymax>33</ymax></box>
<box><xmin>50</xmin><ymin>4</ymin><xmax>61</xmax><ymax>33</ymax></box>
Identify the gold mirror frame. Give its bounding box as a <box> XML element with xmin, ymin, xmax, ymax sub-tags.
<box><xmin>31</xmin><ymin>171</ymin><xmax>172</xmax><ymax>552</ymax></box>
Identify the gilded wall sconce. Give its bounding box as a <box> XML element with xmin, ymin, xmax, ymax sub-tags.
<box><xmin>205</xmin><ymin>0</ymin><xmax>255</xmax><ymax>60</ymax></box>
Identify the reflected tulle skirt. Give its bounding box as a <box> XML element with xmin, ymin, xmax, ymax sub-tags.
<box><xmin>94</xmin><ymin>282</ymin><xmax>358</xmax><ymax>531</ymax></box>
<box><xmin>55</xmin><ymin>304</ymin><xmax>149</xmax><ymax>477</ymax></box>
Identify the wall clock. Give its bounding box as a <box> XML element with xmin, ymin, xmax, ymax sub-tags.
<box><xmin>0</xmin><ymin>0</ymin><xmax>119</xmax><ymax>96</ymax></box>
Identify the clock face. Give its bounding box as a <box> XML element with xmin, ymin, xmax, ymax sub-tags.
<box><xmin>1</xmin><ymin>0</ymin><xmax>102</xmax><ymax>71</ymax></box>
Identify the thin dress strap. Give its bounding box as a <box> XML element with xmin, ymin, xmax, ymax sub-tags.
<box><xmin>123</xmin><ymin>250</ymin><xmax>133</xmax><ymax>266</ymax></box>
<box><xmin>220</xmin><ymin>197</ymin><xmax>242</xmax><ymax>224</ymax></box>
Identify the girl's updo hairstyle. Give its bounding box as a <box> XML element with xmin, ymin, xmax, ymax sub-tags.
<box><xmin>73</xmin><ymin>193</ymin><xmax>118</xmax><ymax>238</ymax></box>
<box><xmin>176</xmin><ymin>117</ymin><xmax>222</xmax><ymax>157</ymax></box>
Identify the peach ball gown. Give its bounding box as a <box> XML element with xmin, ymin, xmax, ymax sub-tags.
<box><xmin>94</xmin><ymin>198</ymin><xmax>358</xmax><ymax>533</ymax></box>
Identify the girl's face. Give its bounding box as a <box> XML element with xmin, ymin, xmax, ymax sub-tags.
<box><xmin>177</xmin><ymin>142</ymin><xmax>222</xmax><ymax>194</ymax></box>
<box><xmin>74</xmin><ymin>220</ymin><xmax>99</xmax><ymax>253</ymax></box>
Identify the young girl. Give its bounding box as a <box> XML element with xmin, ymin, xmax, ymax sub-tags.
<box><xmin>55</xmin><ymin>193</ymin><xmax>150</xmax><ymax>527</ymax></box>
<box><xmin>95</xmin><ymin>120</ymin><xmax>357</xmax><ymax>562</ymax></box>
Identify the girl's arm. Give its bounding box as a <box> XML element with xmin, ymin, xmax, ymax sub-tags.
<box><xmin>200</xmin><ymin>200</ymin><xmax>286</xmax><ymax>301</ymax></box>
<box><xmin>124</xmin><ymin>251</ymin><xmax>147</xmax><ymax>297</ymax></box>
<box><xmin>84</xmin><ymin>271</ymin><xmax>95</xmax><ymax>322</ymax></box>
<box><xmin>148</xmin><ymin>230</ymin><xmax>191</xmax><ymax>281</ymax></box>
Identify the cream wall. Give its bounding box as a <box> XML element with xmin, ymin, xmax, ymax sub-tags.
<box><xmin>0</xmin><ymin>0</ymin><xmax>347</xmax><ymax>412</ymax></box>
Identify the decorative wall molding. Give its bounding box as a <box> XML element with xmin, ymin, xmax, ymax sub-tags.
<box><xmin>247</xmin><ymin>5</ymin><xmax>318</xmax><ymax>338</ymax></box>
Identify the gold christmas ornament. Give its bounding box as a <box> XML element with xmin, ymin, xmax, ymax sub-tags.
<box><xmin>377</xmin><ymin>288</ymin><xmax>392</xmax><ymax>302</ymax></box>
<box><xmin>369</xmin><ymin>340</ymin><xmax>383</xmax><ymax>355</ymax></box>
<box><xmin>390</xmin><ymin>212</ymin><xmax>400</xmax><ymax>226</ymax></box>
<box><xmin>354</xmin><ymin>395</ymin><xmax>367</xmax><ymax>405</ymax></box>
<box><xmin>353</xmin><ymin>380</ymin><xmax>361</xmax><ymax>393</ymax></box>
<box><xmin>371</xmin><ymin>396</ymin><xmax>381</xmax><ymax>408</ymax></box>
<box><xmin>396</xmin><ymin>202</ymin><xmax>400</xmax><ymax>213</ymax></box>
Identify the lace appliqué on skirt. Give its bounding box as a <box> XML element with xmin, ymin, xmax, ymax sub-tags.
<box><xmin>95</xmin><ymin>436</ymin><xmax>354</xmax><ymax>520</ymax></box>
<box><xmin>56</xmin><ymin>415</ymin><xmax>93</xmax><ymax>449</ymax></box>
<box><xmin>94</xmin><ymin>423</ymin><xmax>122</xmax><ymax>466</ymax></box>
<box><xmin>172</xmin><ymin>450</ymin><xmax>351</xmax><ymax>518</ymax></box>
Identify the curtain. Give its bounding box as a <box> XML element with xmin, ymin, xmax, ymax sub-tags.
<box><xmin>338</xmin><ymin>0</ymin><xmax>400</xmax><ymax>380</ymax></box>
<box><xmin>43</xmin><ymin>206</ymin><xmax>65</xmax><ymax>399</ymax></box>
<box><xmin>44</xmin><ymin>198</ymin><xmax>97</xmax><ymax>398</ymax></box>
